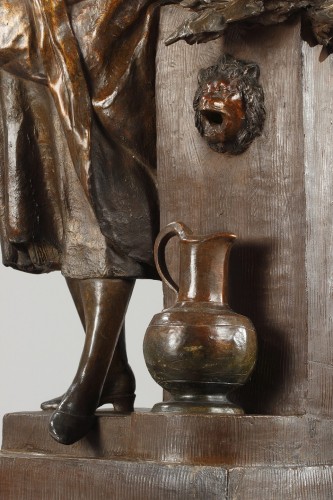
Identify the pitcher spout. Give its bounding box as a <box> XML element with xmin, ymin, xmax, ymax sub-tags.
<box><xmin>154</xmin><ymin>221</ymin><xmax>237</xmax><ymax>306</ymax></box>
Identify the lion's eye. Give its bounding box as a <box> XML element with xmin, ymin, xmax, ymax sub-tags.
<box><xmin>202</xmin><ymin>110</ymin><xmax>224</xmax><ymax>125</ymax></box>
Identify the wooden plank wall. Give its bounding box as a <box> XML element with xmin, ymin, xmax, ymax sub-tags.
<box><xmin>303</xmin><ymin>44</ymin><xmax>333</xmax><ymax>418</ymax></box>
<box><xmin>156</xmin><ymin>7</ymin><xmax>308</xmax><ymax>415</ymax></box>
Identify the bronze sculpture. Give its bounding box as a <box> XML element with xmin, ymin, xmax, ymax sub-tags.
<box><xmin>0</xmin><ymin>0</ymin><xmax>162</xmax><ymax>445</ymax></box>
<box><xmin>144</xmin><ymin>222</ymin><xmax>257</xmax><ymax>414</ymax></box>
<box><xmin>0</xmin><ymin>0</ymin><xmax>333</xmax><ymax>446</ymax></box>
<box><xmin>167</xmin><ymin>1</ymin><xmax>333</xmax><ymax>56</ymax></box>
<box><xmin>193</xmin><ymin>54</ymin><xmax>265</xmax><ymax>154</ymax></box>
<box><xmin>2</xmin><ymin>2</ymin><xmax>333</xmax><ymax>497</ymax></box>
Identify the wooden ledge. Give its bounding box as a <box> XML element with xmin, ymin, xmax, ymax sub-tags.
<box><xmin>2</xmin><ymin>411</ymin><xmax>333</xmax><ymax>467</ymax></box>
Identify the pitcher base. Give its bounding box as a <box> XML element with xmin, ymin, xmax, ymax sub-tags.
<box><xmin>151</xmin><ymin>399</ymin><xmax>244</xmax><ymax>415</ymax></box>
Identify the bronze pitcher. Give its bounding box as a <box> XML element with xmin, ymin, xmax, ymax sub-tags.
<box><xmin>144</xmin><ymin>222</ymin><xmax>257</xmax><ymax>414</ymax></box>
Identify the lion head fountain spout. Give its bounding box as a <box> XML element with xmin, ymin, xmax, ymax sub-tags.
<box><xmin>194</xmin><ymin>54</ymin><xmax>266</xmax><ymax>155</ymax></box>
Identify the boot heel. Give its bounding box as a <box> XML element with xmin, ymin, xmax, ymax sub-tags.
<box><xmin>110</xmin><ymin>394</ymin><xmax>135</xmax><ymax>412</ymax></box>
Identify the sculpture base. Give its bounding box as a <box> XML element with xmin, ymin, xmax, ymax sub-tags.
<box><xmin>1</xmin><ymin>411</ymin><xmax>333</xmax><ymax>498</ymax></box>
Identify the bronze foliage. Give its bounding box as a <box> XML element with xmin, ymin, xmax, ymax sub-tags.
<box><xmin>167</xmin><ymin>0</ymin><xmax>333</xmax><ymax>59</ymax></box>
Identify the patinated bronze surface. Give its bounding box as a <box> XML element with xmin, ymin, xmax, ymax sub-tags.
<box><xmin>0</xmin><ymin>0</ymin><xmax>332</xmax><ymax>448</ymax></box>
<box><xmin>0</xmin><ymin>0</ymin><xmax>167</xmax><ymax>446</ymax></box>
<box><xmin>0</xmin><ymin>0</ymin><xmax>235</xmax><ymax>446</ymax></box>
<box><xmin>167</xmin><ymin>0</ymin><xmax>333</xmax><ymax>59</ymax></box>
<box><xmin>1</xmin><ymin>3</ymin><xmax>333</xmax><ymax>497</ymax></box>
<box><xmin>194</xmin><ymin>54</ymin><xmax>265</xmax><ymax>154</ymax></box>
<box><xmin>144</xmin><ymin>222</ymin><xmax>257</xmax><ymax>414</ymax></box>
<box><xmin>0</xmin><ymin>1</ymin><xmax>161</xmax><ymax>277</ymax></box>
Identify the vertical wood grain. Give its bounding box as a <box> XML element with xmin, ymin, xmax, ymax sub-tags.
<box><xmin>157</xmin><ymin>8</ymin><xmax>307</xmax><ymax>415</ymax></box>
<box><xmin>303</xmin><ymin>44</ymin><xmax>333</xmax><ymax>417</ymax></box>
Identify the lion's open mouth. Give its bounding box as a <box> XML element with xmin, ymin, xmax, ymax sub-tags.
<box><xmin>201</xmin><ymin>109</ymin><xmax>224</xmax><ymax>126</ymax></box>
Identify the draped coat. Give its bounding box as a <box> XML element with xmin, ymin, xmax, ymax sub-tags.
<box><xmin>0</xmin><ymin>0</ymin><xmax>161</xmax><ymax>278</ymax></box>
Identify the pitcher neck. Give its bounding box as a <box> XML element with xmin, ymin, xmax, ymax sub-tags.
<box><xmin>177</xmin><ymin>235</ymin><xmax>235</xmax><ymax>305</ymax></box>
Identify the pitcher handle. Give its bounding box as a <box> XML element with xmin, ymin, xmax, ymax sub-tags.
<box><xmin>154</xmin><ymin>221</ymin><xmax>192</xmax><ymax>294</ymax></box>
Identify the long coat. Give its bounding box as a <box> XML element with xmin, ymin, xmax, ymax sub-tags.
<box><xmin>0</xmin><ymin>0</ymin><xmax>160</xmax><ymax>278</ymax></box>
